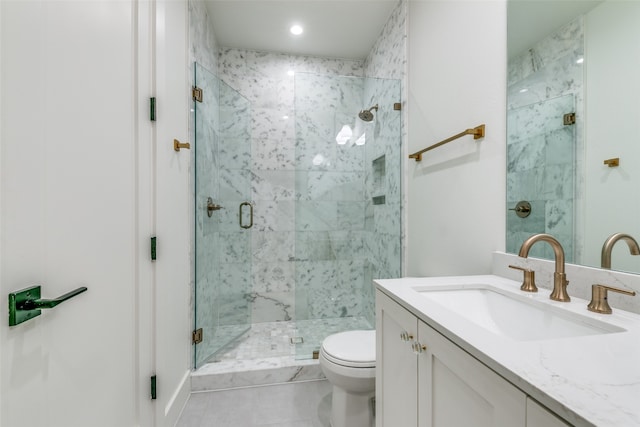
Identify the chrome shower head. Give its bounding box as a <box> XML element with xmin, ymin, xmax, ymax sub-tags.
<box><xmin>358</xmin><ymin>104</ymin><xmax>378</xmax><ymax>122</ymax></box>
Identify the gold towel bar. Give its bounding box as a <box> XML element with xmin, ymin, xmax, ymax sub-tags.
<box><xmin>409</xmin><ymin>124</ymin><xmax>485</xmax><ymax>162</ymax></box>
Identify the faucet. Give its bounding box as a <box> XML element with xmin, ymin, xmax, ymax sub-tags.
<box><xmin>601</xmin><ymin>233</ymin><xmax>640</xmax><ymax>269</ymax></box>
<box><xmin>518</xmin><ymin>233</ymin><xmax>570</xmax><ymax>302</ymax></box>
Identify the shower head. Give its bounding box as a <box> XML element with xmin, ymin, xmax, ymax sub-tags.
<box><xmin>358</xmin><ymin>104</ymin><xmax>378</xmax><ymax>122</ymax></box>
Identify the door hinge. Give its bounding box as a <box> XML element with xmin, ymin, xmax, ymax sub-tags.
<box><xmin>150</xmin><ymin>97</ymin><xmax>156</xmax><ymax>121</ymax></box>
<box><xmin>192</xmin><ymin>328</ymin><xmax>203</xmax><ymax>344</ymax></box>
<box><xmin>192</xmin><ymin>86</ymin><xmax>203</xmax><ymax>103</ymax></box>
<box><xmin>150</xmin><ymin>375</ymin><xmax>157</xmax><ymax>400</ymax></box>
<box><xmin>563</xmin><ymin>112</ymin><xmax>576</xmax><ymax>125</ymax></box>
<box><xmin>150</xmin><ymin>236</ymin><xmax>157</xmax><ymax>261</ymax></box>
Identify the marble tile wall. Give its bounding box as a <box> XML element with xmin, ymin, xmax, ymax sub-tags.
<box><xmin>362</xmin><ymin>0</ymin><xmax>407</xmax><ymax>325</ymax></box>
<box><xmin>218</xmin><ymin>51</ymin><xmax>366</xmax><ymax>325</ymax></box>
<box><xmin>507</xmin><ymin>17</ymin><xmax>583</xmax><ymax>263</ymax></box>
<box><xmin>293</xmin><ymin>71</ymin><xmax>368</xmax><ymax>325</ymax></box>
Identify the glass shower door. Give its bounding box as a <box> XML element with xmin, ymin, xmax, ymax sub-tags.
<box><xmin>292</xmin><ymin>72</ymin><xmax>402</xmax><ymax>359</ymax></box>
<box><xmin>194</xmin><ymin>63</ymin><xmax>252</xmax><ymax>368</ymax></box>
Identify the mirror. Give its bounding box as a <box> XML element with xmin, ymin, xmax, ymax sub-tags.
<box><xmin>506</xmin><ymin>0</ymin><xmax>640</xmax><ymax>274</ymax></box>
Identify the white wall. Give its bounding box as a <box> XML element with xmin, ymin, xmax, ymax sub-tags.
<box><xmin>406</xmin><ymin>0</ymin><xmax>507</xmax><ymax>276</ymax></box>
<box><xmin>583</xmin><ymin>1</ymin><xmax>640</xmax><ymax>272</ymax></box>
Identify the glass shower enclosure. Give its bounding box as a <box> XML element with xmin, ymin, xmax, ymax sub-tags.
<box><xmin>193</xmin><ymin>63</ymin><xmax>402</xmax><ymax>367</ymax></box>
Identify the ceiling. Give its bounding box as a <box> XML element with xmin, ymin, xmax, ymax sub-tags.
<box><xmin>204</xmin><ymin>0</ymin><xmax>399</xmax><ymax>60</ymax></box>
<box><xmin>507</xmin><ymin>0</ymin><xmax>603</xmax><ymax>59</ymax></box>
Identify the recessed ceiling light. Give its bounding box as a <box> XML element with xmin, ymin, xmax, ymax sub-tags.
<box><xmin>287</xmin><ymin>70</ymin><xmax>295</xmax><ymax>77</ymax></box>
<box><xmin>576</xmin><ymin>57</ymin><xmax>584</xmax><ymax>64</ymax></box>
<box><xmin>290</xmin><ymin>24</ymin><xmax>303</xmax><ymax>36</ymax></box>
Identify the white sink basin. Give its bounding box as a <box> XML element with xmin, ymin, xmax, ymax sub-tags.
<box><xmin>412</xmin><ymin>285</ymin><xmax>625</xmax><ymax>341</ymax></box>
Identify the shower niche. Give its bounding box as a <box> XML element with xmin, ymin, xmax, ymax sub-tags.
<box><xmin>372</xmin><ymin>155</ymin><xmax>386</xmax><ymax>205</ymax></box>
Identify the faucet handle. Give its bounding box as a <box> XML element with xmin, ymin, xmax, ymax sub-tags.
<box><xmin>587</xmin><ymin>284</ymin><xmax>636</xmax><ymax>314</ymax></box>
<box><xmin>508</xmin><ymin>265</ymin><xmax>538</xmax><ymax>293</ymax></box>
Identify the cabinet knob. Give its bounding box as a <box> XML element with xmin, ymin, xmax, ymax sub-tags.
<box><xmin>412</xmin><ymin>341</ymin><xmax>427</xmax><ymax>354</ymax></box>
<box><xmin>400</xmin><ymin>331</ymin><xmax>414</xmax><ymax>342</ymax></box>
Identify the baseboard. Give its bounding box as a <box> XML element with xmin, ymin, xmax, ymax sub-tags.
<box><xmin>163</xmin><ymin>369</ymin><xmax>191</xmax><ymax>427</ymax></box>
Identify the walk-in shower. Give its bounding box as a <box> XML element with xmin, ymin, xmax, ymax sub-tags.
<box><xmin>193</xmin><ymin>62</ymin><xmax>402</xmax><ymax>371</ymax></box>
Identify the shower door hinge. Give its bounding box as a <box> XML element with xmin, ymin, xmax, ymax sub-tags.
<box><xmin>192</xmin><ymin>328</ymin><xmax>203</xmax><ymax>344</ymax></box>
<box><xmin>150</xmin><ymin>97</ymin><xmax>156</xmax><ymax>121</ymax></box>
<box><xmin>192</xmin><ymin>86</ymin><xmax>203</xmax><ymax>103</ymax></box>
<box><xmin>150</xmin><ymin>236</ymin><xmax>157</xmax><ymax>261</ymax></box>
<box><xmin>563</xmin><ymin>112</ymin><xmax>576</xmax><ymax>125</ymax></box>
<box><xmin>150</xmin><ymin>375</ymin><xmax>157</xmax><ymax>400</ymax></box>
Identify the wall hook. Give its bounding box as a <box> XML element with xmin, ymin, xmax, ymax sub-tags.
<box><xmin>604</xmin><ymin>158</ymin><xmax>619</xmax><ymax>167</ymax></box>
<box><xmin>174</xmin><ymin>139</ymin><xmax>191</xmax><ymax>152</ymax></box>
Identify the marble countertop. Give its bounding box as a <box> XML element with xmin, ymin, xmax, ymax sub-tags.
<box><xmin>375</xmin><ymin>275</ymin><xmax>640</xmax><ymax>427</ymax></box>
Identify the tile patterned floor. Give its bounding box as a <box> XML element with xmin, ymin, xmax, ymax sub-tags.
<box><xmin>208</xmin><ymin>317</ymin><xmax>373</xmax><ymax>364</ymax></box>
<box><xmin>175</xmin><ymin>380</ymin><xmax>332</xmax><ymax>427</ymax></box>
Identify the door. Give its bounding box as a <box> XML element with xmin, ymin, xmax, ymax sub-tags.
<box><xmin>0</xmin><ymin>1</ymin><xmax>180</xmax><ymax>426</ymax></box>
<box><xmin>418</xmin><ymin>321</ymin><xmax>526</xmax><ymax>427</ymax></box>
<box><xmin>193</xmin><ymin>63</ymin><xmax>253</xmax><ymax>367</ymax></box>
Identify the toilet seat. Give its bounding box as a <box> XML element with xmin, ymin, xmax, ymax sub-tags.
<box><xmin>321</xmin><ymin>330</ymin><xmax>375</xmax><ymax>368</ymax></box>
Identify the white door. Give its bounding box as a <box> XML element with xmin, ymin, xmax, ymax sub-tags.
<box><xmin>0</xmin><ymin>1</ymin><xmax>162</xmax><ymax>425</ymax></box>
<box><xmin>153</xmin><ymin>0</ymin><xmax>192</xmax><ymax>424</ymax></box>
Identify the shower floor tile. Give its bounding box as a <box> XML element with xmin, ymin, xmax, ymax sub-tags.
<box><xmin>193</xmin><ymin>317</ymin><xmax>373</xmax><ymax>391</ymax></box>
<box><xmin>208</xmin><ymin>316</ymin><xmax>372</xmax><ymax>364</ymax></box>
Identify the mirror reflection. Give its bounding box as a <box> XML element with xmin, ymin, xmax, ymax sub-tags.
<box><xmin>506</xmin><ymin>0</ymin><xmax>640</xmax><ymax>274</ymax></box>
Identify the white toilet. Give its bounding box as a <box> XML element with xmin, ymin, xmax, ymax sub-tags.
<box><xmin>319</xmin><ymin>330</ymin><xmax>376</xmax><ymax>427</ymax></box>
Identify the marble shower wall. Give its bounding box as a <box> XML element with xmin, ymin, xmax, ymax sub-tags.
<box><xmin>506</xmin><ymin>17</ymin><xmax>583</xmax><ymax>262</ymax></box>
<box><xmin>293</xmin><ymin>72</ymin><xmax>370</xmax><ymax>324</ymax></box>
<box><xmin>362</xmin><ymin>0</ymin><xmax>406</xmax><ymax>325</ymax></box>
<box><xmin>218</xmin><ymin>50</ymin><xmax>365</xmax><ymax>324</ymax></box>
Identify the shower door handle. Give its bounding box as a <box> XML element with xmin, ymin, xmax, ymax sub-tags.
<box><xmin>239</xmin><ymin>202</ymin><xmax>253</xmax><ymax>229</ymax></box>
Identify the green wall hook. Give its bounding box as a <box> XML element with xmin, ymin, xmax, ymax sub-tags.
<box><xmin>8</xmin><ymin>285</ymin><xmax>88</xmax><ymax>326</ymax></box>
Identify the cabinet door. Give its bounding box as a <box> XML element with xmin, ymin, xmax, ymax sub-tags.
<box><xmin>526</xmin><ymin>398</ymin><xmax>571</xmax><ymax>427</ymax></box>
<box><xmin>418</xmin><ymin>321</ymin><xmax>526</xmax><ymax>427</ymax></box>
<box><xmin>376</xmin><ymin>292</ymin><xmax>419</xmax><ymax>427</ymax></box>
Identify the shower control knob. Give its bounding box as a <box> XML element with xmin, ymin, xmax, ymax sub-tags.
<box><xmin>509</xmin><ymin>201</ymin><xmax>531</xmax><ymax>218</ymax></box>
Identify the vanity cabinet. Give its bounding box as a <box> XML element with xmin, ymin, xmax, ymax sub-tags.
<box><xmin>526</xmin><ymin>399</ymin><xmax>571</xmax><ymax>427</ymax></box>
<box><xmin>376</xmin><ymin>291</ymin><xmax>569</xmax><ymax>427</ymax></box>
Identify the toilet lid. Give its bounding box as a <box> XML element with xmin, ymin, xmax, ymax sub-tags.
<box><xmin>321</xmin><ymin>330</ymin><xmax>375</xmax><ymax>368</ymax></box>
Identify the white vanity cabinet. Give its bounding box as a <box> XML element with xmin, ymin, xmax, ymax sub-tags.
<box><xmin>526</xmin><ymin>399</ymin><xmax>571</xmax><ymax>427</ymax></box>
<box><xmin>376</xmin><ymin>291</ymin><xmax>568</xmax><ymax>427</ymax></box>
